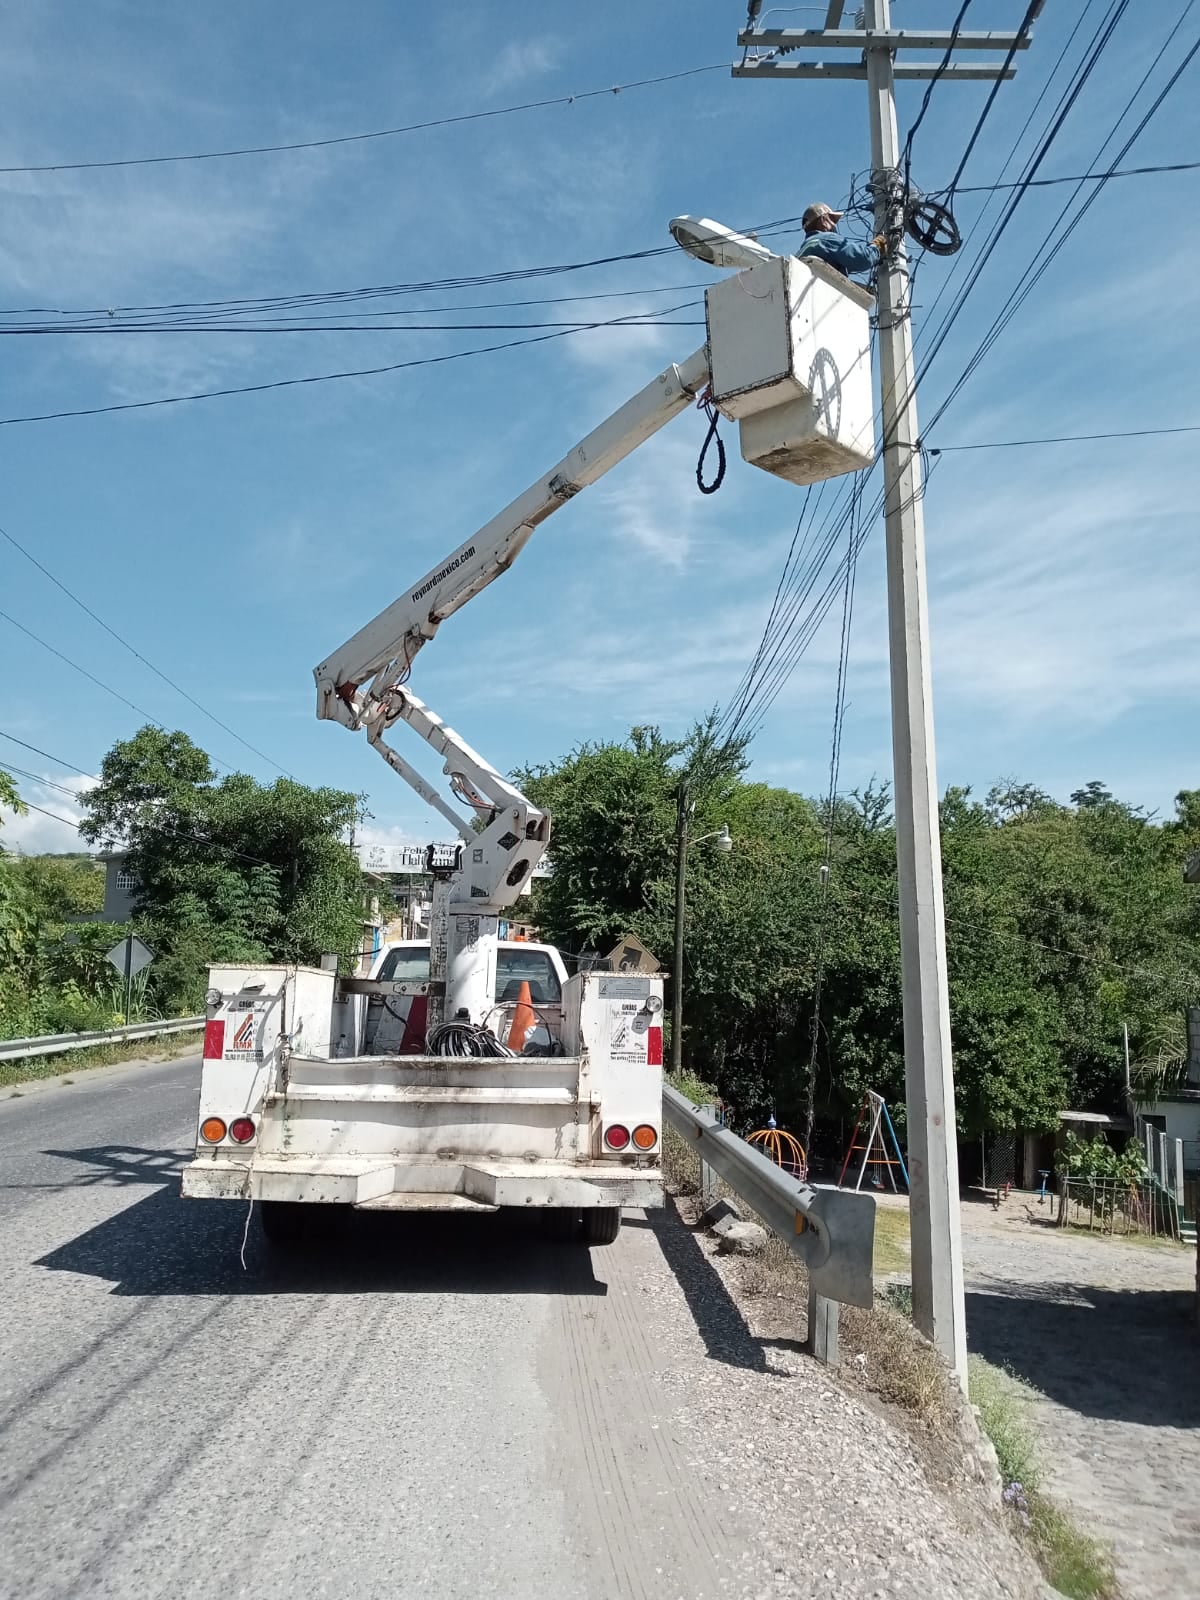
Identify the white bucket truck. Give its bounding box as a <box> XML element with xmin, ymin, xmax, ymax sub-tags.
<box><xmin>181</xmin><ymin>218</ymin><xmax>872</xmax><ymax>1245</ymax></box>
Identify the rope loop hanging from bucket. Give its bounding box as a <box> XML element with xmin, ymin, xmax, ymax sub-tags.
<box><xmin>695</xmin><ymin>391</ymin><xmax>726</xmax><ymax>495</ymax></box>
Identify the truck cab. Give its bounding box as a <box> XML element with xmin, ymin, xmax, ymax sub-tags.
<box><xmin>361</xmin><ymin>938</ymin><xmax>569</xmax><ymax>1055</ymax></box>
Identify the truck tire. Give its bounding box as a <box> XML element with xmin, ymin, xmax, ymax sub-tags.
<box><xmin>258</xmin><ymin>1200</ymin><xmax>306</xmax><ymax>1246</ymax></box>
<box><xmin>543</xmin><ymin>1207</ymin><xmax>581</xmax><ymax>1241</ymax></box>
<box><xmin>582</xmin><ymin>1206</ymin><xmax>622</xmax><ymax>1246</ymax></box>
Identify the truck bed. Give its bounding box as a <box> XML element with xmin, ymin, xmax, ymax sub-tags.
<box><xmin>181</xmin><ymin>1050</ymin><xmax>662</xmax><ymax>1212</ymax></box>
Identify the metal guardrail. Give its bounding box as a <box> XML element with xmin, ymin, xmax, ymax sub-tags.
<box><xmin>0</xmin><ymin>1016</ymin><xmax>204</xmax><ymax>1063</ymax></box>
<box><xmin>663</xmin><ymin>1083</ymin><xmax>876</xmax><ymax>1309</ymax></box>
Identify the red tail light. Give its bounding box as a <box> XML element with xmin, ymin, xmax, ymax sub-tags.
<box><xmin>604</xmin><ymin>1124</ymin><xmax>630</xmax><ymax>1151</ymax></box>
<box><xmin>229</xmin><ymin>1117</ymin><xmax>256</xmax><ymax>1144</ymax></box>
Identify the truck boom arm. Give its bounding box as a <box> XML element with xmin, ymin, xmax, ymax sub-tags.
<box><xmin>314</xmin><ymin>345</ymin><xmax>709</xmax><ymax>737</ymax></box>
<box><xmin>312</xmin><ymin>342</ymin><xmax>709</xmax><ymax>1022</ymax></box>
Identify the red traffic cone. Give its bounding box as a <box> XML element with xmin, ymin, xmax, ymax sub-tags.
<box><xmin>506</xmin><ymin>980</ymin><xmax>535</xmax><ymax>1053</ymax></box>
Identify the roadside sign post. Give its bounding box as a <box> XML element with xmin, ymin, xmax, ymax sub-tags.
<box><xmin>106</xmin><ymin>935</ymin><xmax>155</xmax><ymax>1025</ymax></box>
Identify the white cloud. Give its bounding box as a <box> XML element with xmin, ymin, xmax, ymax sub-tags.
<box><xmin>1</xmin><ymin>771</ymin><xmax>94</xmax><ymax>852</ymax></box>
<box><xmin>927</xmin><ymin>466</ymin><xmax>1200</xmax><ymax>724</ymax></box>
<box><xmin>484</xmin><ymin>40</ymin><xmax>565</xmax><ymax>96</ymax></box>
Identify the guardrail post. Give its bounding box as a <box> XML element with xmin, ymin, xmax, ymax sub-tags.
<box><xmin>698</xmin><ymin>1103</ymin><xmax>718</xmax><ymax>1204</ymax></box>
<box><xmin>807</xmin><ymin>1284</ymin><xmax>839</xmax><ymax>1366</ymax></box>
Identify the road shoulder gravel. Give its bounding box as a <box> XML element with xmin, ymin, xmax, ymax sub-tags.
<box><xmin>544</xmin><ymin>1198</ymin><xmax>1045</xmax><ymax>1600</ymax></box>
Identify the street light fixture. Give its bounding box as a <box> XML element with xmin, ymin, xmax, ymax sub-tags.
<box><xmin>671</xmin><ymin>810</ymin><xmax>734</xmax><ymax>1076</ymax></box>
<box><xmin>668</xmin><ymin>215</ymin><xmax>776</xmax><ymax>271</ymax></box>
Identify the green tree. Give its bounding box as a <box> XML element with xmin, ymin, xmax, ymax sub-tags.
<box><xmin>78</xmin><ymin>727</ymin><xmax>365</xmax><ymax>1011</ymax></box>
<box><xmin>0</xmin><ymin>770</ymin><xmax>32</xmax><ymax>982</ymax></box>
<box><xmin>512</xmin><ymin>733</ymin><xmax>1200</xmax><ymax>1153</ymax></box>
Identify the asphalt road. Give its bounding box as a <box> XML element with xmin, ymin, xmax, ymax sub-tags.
<box><xmin>1</xmin><ymin>1056</ymin><xmax>1041</xmax><ymax>1600</ymax></box>
<box><xmin>0</xmin><ymin>1054</ymin><xmax>734</xmax><ymax>1600</ymax></box>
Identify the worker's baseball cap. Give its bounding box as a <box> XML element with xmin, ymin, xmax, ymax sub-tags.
<box><xmin>802</xmin><ymin>202</ymin><xmax>844</xmax><ymax>231</ymax></box>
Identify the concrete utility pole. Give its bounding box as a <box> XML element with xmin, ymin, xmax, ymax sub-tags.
<box><xmin>734</xmin><ymin>0</ymin><xmax>1039</xmax><ymax>1388</ymax></box>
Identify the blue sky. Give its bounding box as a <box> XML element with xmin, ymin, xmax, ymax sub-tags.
<box><xmin>1</xmin><ymin>0</ymin><xmax>1197</xmax><ymax>855</ymax></box>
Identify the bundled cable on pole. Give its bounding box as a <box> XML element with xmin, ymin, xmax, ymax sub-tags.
<box><xmin>801</xmin><ymin>474</ymin><xmax>862</xmax><ymax>1155</ymax></box>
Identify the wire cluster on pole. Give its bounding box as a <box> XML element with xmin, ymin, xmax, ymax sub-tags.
<box><xmin>716</xmin><ymin>0</ymin><xmax>1198</xmax><ymax>755</ymax></box>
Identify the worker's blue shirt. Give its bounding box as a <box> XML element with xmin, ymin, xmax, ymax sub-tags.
<box><xmin>795</xmin><ymin>231</ymin><xmax>878</xmax><ymax>278</ymax></box>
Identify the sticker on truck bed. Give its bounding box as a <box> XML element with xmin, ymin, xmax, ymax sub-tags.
<box><xmin>609</xmin><ymin>1001</ymin><xmax>649</xmax><ymax>1064</ymax></box>
<box><xmin>223</xmin><ymin>1009</ymin><xmax>263</xmax><ymax>1061</ymax></box>
<box><xmin>230</xmin><ymin>1013</ymin><xmax>255</xmax><ymax>1050</ymax></box>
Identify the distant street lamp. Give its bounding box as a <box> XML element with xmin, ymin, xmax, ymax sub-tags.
<box><xmin>671</xmin><ymin>800</ymin><xmax>733</xmax><ymax>1076</ymax></box>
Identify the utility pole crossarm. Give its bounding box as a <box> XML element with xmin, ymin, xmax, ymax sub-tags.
<box><xmin>742</xmin><ymin>29</ymin><xmax>1036</xmax><ymax>51</ymax></box>
<box><xmin>733</xmin><ymin>62</ymin><xmax>1016</xmax><ymax>81</ymax></box>
<box><xmin>737</xmin><ymin>29</ymin><xmax>1032</xmax><ymax>50</ymax></box>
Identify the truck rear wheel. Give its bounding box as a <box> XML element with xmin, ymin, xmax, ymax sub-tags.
<box><xmin>582</xmin><ymin>1206</ymin><xmax>622</xmax><ymax>1246</ymax></box>
<box><xmin>543</xmin><ymin>1207</ymin><xmax>581</xmax><ymax>1240</ymax></box>
<box><xmin>258</xmin><ymin>1200</ymin><xmax>306</xmax><ymax>1246</ymax></box>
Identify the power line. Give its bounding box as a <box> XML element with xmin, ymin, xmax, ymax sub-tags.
<box><xmin>0</xmin><ymin>760</ymin><xmax>91</xmax><ymax>801</ymax></box>
<box><xmin>0</xmin><ymin>312</ymin><xmax>705</xmax><ymax>337</ymax></box>
<box><xmin>4</xmin><ymin>790</ymin><xmax>274</xmax><ymax>868</ymax></box>
<box><xmin>0</xmin><ymin>280</ymin><xmax>710</xmax><ymax>326</ymax></box>
<box><xmin>732</xmin><ymin>0</ymin><xmax>1157</xmax><ymax>746</ymax></box>
<box><xmin>0</xmin><ymin>607</ymin><xmax>172</xmax><ymax>726</ymax></box>
<box><xmin>911</xmin><ymin>0</ymin><xmax>1134</xmax><ymax>417</ymax></box>
<box><xmin>0</xmin><ymin>215</ymin><xmax>807</xmax><ymax>323</ymax></box>
<box><xmin>0</xmin><ymin>305</ymin><xmax>703</xmax><ymax>427</ymax></box>
<box><xmin>942</xmin><ymin>0</ymin><xmax>1046</xmax><ymax>197</ymax></box>
<box><xmin>924</xmin><ymin>3</ymin><xmax>1199</xmax><ymax>436</ymax></box>
<box><xmin>801</xmin><ymin>479</ymin><xmax>862</xmax><ymax>1152</ymax></box>
<box><xmin>955</xmin><ymin>157</ymin><xmax>1200</xmax><ymax>192</ymax></box>
<box><xmin>737</xmin><ymin>1</ymin><xmax>1192</xmax><ymax>752</ymax></box>
<box><xmin>0</xmin><ymin>519</ymin><xmax>290</xmax><ymax>775</ymax></box>
<box><xmin>0</xmin><ymin>729</ymin><xmax>98</xmax><ymax>780</ymax></box>
<box><xmin>0</xmin><ymin>63</ymin><xmax>729</xmax><ymax>175</ymax></box>
<box><xmin>908</xmin><ymin>0</ymin><xmax>1107</xmax><ymax>364</ymax></box>
<box><xmin>0</xmin><ymin>610</ymin><xmax>243</xmax><ymax>778</ymax></box>
<box><xmin>721</xmin><ymin>8</ymin><xmax>1196</xmax><ymax>902</ymax></box>
<box><xmin>901</xmin><ymin>0</ymin><xmax>974</xmax><ymax>192</ymax></box>
<box><xmin>928</xmin><ymin>423</ymin><xmax>1200</xmax><ymax>451</ymax></box>
<box><xmin>2</xmin><ymin>794</ymin><xmax>95</xmax><ymax>834</ymax></box>
<box><xmin>0</xmin><ymin>728</ymin><xmax>276</xmax><ymax>867</ymax></box>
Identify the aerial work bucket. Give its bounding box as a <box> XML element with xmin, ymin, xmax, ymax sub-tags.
<box><xmin>704</xmin><ymin>254</ymin><xmax>875</xmax><ymax>487</ymax></box>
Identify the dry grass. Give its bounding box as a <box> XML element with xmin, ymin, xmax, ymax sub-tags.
<box><xmin>842</xmin><ymin>1295</ymin><xmax>949</xmax><ymax>1423</ymax></box>
<box><xmin>661</xmin><ymin>1125</ymin><xmax>702</xmax><ymax>1195</ymax></box>
<box><xmin>707</xmin><ymin>1187</ymin><xmax>951</xmax><ymax>1430</ymax></box>
<box><xmin>0</xmin><ymin>1030</ymin><xmax>204</xmax><ymax>1091</ymax></box>
<box><xmin>738</xmin><ymin>1229</ymin><xmax>799</xmax><ymax>1297</ymax></box>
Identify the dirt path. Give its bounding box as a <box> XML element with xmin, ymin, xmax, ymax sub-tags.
<box><xmin>953</xmin><ymin>1197</ymin><xmax>1198</xmax><ymax>1599</ymax></box>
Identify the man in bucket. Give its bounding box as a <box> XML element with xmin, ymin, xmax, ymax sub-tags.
<box><xmin>796</xmin><ymin>202</ymin><xmax>887</xmax><ymax>282</ymax></box>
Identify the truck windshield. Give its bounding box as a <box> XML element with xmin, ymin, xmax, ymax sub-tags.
<box><xmin>495</xmin><ymin>948</ymin><xmax>562</xmax><ymax>1005</ymax></box>
<box><xmin>376</xmin><ymin>947</ymin><xmax>432</xmax><ymax>983</ymax></box>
